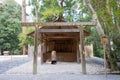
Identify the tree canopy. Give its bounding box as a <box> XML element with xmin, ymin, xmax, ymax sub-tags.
<box><xmin>0</xmin><ymin>0</ymin><xmax>21</xmax><ymax>54</ymax></box>
<box><xmin>28</xmin><ymin>0</ymin><xmax>92</xmax><ymax>22</ymax></box>
<box><xmin>89</xmin><ymin>0</ymin><xmax>120</xmax><ymax>71</ymax></box>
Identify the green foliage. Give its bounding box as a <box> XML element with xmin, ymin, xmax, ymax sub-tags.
<box><xmin>41</xmin><ymin>0</ymin><xmax>64</xmax><ymax>21</ymax></box>
<box><xmin>63</xmin><ymin>0</ymin><xmax>92</xmax><ymax>22</ymax></box>
<box><xmin>13</xmin><ymin>49</ymin><xmax>22</xmax><ymax>55</ymax></box>
<box><xmin>91</xmin><ymin>0</ymin><xmax>120</xmax><ymax>53</ymax></box>
<box><xmin>94</xmin><ymin>49</ymin><xmax>104</xmax><ymax>58</ymax></box>
<box><xmin>91</xmin><ymin>0</ymin><xmax>120</xmax><ymax>70</ymax></box>
<box><xmin>84</xmin><ymin>26</ymin><xmax>104</xmax><ymax>58</ymax></box>
<box><xmin>0</xmin><ymin>0</ymin><xmax>21</xmax><ymax>54</ymax></box>
<box><xmin>18</xmin><ymin>28</ymin><xmax>34</xmax><ymax>47</ymax></box>
<box><xmin>113</xmin><ymin>33</ymin><xmax>120</xmax><ymax>60</ymax></box>
<box><xmin>43</xmin><ymin>6</ymin><xmax>63</xmax><ymax>19</ymax></box>
<box><xmin>28</xmin><ymin>0</ymin><xmax>92</xmax><ymax>22</ymax></box>
<box><xmin>84</xmin><ymin>36</ymin><xmax>93</xmax><ymax>45</ymax></box>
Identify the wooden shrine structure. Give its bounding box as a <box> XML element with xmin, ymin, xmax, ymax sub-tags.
<box><xmin>28</xmin><ymin>18</ymin><xmax>91</xmax><ymax>63</ymax></box>
<box><xmin>22</xmin><ymin>20</ymin><xmax>96</xmax><ymax>75</ymax></box>
<box><xmin>22</xmin><ymin>0</ymin><xmax>97</xmax><ymax>75</ymax></box>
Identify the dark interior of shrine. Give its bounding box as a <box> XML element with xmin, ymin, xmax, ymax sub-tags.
<box><xmin>43</xmin><ymin>37</ymin><xmax>77</xmax><ymax>62</ymax></box>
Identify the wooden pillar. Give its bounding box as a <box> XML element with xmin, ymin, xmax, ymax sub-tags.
<box><xmin>101</xmin><ymin>36</ymin><xmax>108</xmax><ymax>76</ymax></box>
<box><xmin>33</xmin><ymin>5</ymin><xmax>38</xmax><ymax>74</ymax></box>
<box><xmin>79</xmin><ymin>26</ymin><xmax>86</xmax><ymax>74</ymax></box>
<box><xmin>103</xmin><ymin>44</ymin><xmax>107</xmax><ymax>76</ymax></box>
<box><xmin>45</xmin><ymin>40</ymin><xmax>47</xmax><ymax>53</ymax></box>
<box><xmin>41</xmin><ymin>39</ymin><xmax>47</xmax><ymax>63</ymax></box>
<box><xmin>40</xmin><ymin>42</ymin><xmax>44</xmax><ymax>64</ymax></box>
<box><xmin>22</xmin><ymin>0</ymin><xmax>27</xmax><ymax>55</ymax></box>
<box><xmin>33</xmin><ymin>22</ymin><xmax>38</xmax><ymax>74</ymax></box>
<box><xmin>77</xmin><ymin>39</ymin><xmax>80</xmax><ymax>63</ymax></box>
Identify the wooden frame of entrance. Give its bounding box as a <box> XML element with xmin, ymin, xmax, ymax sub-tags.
<box><xmin>22</xmin><ymin>0</ymin><xmax>97</xmax><ymax>75</ymax></box>
<box><xmin>22</xmin><ymin>22</ymin><xmax>96</xmax><ymax>75</ymax></box>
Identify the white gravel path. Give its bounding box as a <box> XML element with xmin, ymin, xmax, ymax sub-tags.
<box><xmin>0</xmin><ymin>56</ymin><xmax>120</xmax><ymax>80</ymax></box>
<box><xmin>0</xmin><ymin>73</ymin><xmax>120</xmax><ymax>80</ymax></box>
<box><xmin>3</xmin><ymin>58</ymin><xmax>104</xmax><ymax>75</ymax></box>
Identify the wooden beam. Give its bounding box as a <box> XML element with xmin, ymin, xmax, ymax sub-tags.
<box><xmin>79</xmin><ymin>26</ymin><xmax>86</xmax><ymax>74</ymax></box>
<box><xmin>47</xmin><ymin>36</ymin><xmax>77</xmax><ymax>39</ymax></box>
<box><xmin>22</xmin><ymin>21</ymin><xmax>96</xmax><ymax>27</ymax></box>
<box><xmin>38</xmin><ymin>29</ymin><xmax>80</xmax><ymax>33</ymax></box>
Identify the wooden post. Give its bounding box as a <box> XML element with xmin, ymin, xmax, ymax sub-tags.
<box><xmin>45</xmin><ymin>40</ymin><xmax>47</xmax><ymax>54</ymax></box>
<box><xmin>22</xmin><ymin>0</ymin><xmax>27</xmax><ymax>55</ymax></box>
<box><xmin>77</xmin><ymin>39</ymin><xmax>80</xmax><ymax>63</ymax></box>
<box><xmin>79</xmin><ymin>26</ymin><xmax>86</xmax><ymax>74</ymax></box>
<box><xmin>40</xmin><ymin>43</ymin><xmax>43</xmax><ymax>64</ymax></box>
<box><xmin>103</xmin><ymin>44</ymin><xmax>107</xmax><ymax>77</ymax></box>
<box><xmin>41</xmin><ymin>39</ymin><xmax>47</xmax><ymax>64</ymax></box>
<box><xmin>101</xmin><ymin>35</ymin><xmax>108</xmax><ymax>77</ymax></box>
<box><xmin>33</xmin><ymin>5</ymin><xmax>38</xmax><ymax>74</ymax></box>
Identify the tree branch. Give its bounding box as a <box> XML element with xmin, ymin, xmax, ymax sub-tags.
<box><xmin>60</xmin><ymin>0</ymin><xmax>64</xmax><ymax>7</ymax></box>
<box><xmin>84</xmin><ymin>0</ymin><xmax>105</xmax><ymax>36</ymax></box>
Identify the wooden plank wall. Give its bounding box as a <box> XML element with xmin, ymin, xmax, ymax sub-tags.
<box><xmin>43</xmin><ymin>52</ymin><xmax>77</xmax><ymax>62</ymax></box>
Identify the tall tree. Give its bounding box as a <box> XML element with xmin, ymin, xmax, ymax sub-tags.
<box><xmin>22</xmin><ymin>0</ymin><xmax>27</xmax><ymax>55</ymax></box>
<box><xmin>0</xmin><ymin>0</ymin><xmax>21</xmax><ymax>55</ymax></box>
<box><xmin>87</xmin><ymin>0</ymin><xmax>120</xmax><ymax>71</ymax></box>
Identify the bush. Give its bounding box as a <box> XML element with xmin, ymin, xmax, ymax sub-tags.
<box><xmin>13</xmin><ymin>49</ymin><xmax>22</xmax><ymax>55</ymax></box>
<box><xmin>94</xmin><ymin>49</ymin><xmax>104</xmax><ymax>58</ymax></box>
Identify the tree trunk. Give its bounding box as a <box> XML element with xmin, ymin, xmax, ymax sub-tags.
<box><xmin>22</xmin><ymin>0</ymin><xmax>27</xmax><ymax>55</ymax></box>
<box><xmin>84</xmin><ymin>0</ymin><xmax>104</xmax><ymax>36</ymax></box>
<box><xmin>84</xmin><ymin>0</ymin><xmax>119</xmax><ymax>71</ymax></box>
<box><xmin>106</xmin><ymin>0</ymin><xmax>119</xmax><ymax>71</ymax></box>
<box><xmin>106</xmin><ymin>38</ymin><xmax>119</xmax><ymax>71</ymax></box>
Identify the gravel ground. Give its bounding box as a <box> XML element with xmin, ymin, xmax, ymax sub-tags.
<box><xmin>0</xmin><ymin>55</ymin><xmax>32</xmax><ymax>74</ymax></box>
<box><xmin>0</xmin><ymin>73</ymin><xmax>120</xmax><ymax>80</ymax></box>
<box><xmin>0</xmin><ymin>56</ymin><xmax>120</xmax><ymax>80</ymax></box>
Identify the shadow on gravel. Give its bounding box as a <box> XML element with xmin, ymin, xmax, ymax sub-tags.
<box><xmin>0</xmin><ymin>57</ymin><xmax>32</xmax><ymax>74</ymax></box>
<box><xmin>86</xmin><ymin>57</ymin><xmax>104</xmax><ymax>65</ymax></box>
